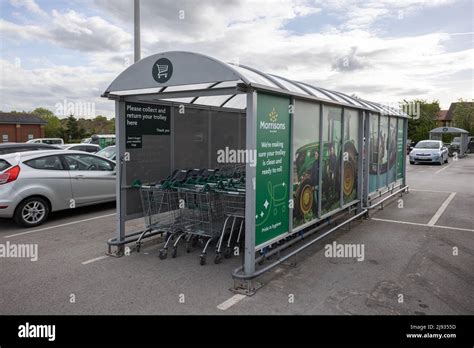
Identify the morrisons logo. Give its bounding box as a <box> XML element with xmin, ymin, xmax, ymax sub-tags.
<box><xmin>260</xmin><ymin>107</ymin><xmax>285</xmax><ymax>131</ymax></box>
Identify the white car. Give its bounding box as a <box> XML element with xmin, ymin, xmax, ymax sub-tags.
<box><xmin>27</xmin><ymin>138</ymin><xmax>64</xmax><ymax>145</ymax></box>
<box><xmin>409</xmin><ymin>140</ymin><xmax>449</xmax><ymax>165</ymax></box>
<box><xmin>60</xmin><ymin>143</ymin><xmax>101</xmax><ymax>153</ymax></box>
<box><xmin>0</xmin><ymin>150</ymin><xmax>116</xmax><ymax>227</ymax></box>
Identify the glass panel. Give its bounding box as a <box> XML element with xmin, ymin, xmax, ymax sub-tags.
<box><xmin>193</xmin><ymin>95</ymin><xmax>233</xmax><ymax>107</ymax></box>
<box><xmin>160</xmin><ymin>97</ymin><xmax>194</xmax><ymax>104</ymax></box>
<box><xmin>222</xmin><ymin>94</ymin><xmax>246</xmax><ymax>109</ymax></box>
<box><xmin>388</xmin><ymin>117</ymin><xmax>398</xmax><ymax>184</ymax></box>
<box><xmin>231</xmin><ymin>66</ymin><xmax>279</xmax><ymax>88</ymax></box>
<box><xmin>211</xmin><ymin>80</ymin><xmax>240</xmax><ymax>88</ymax></box>
<box><xmin>302</xmin><ymin>85</ymin><xmax>335</xmax><ymax>101</ymax></box>
<box><xmin>321</xmin><ymin>89</ymin><xmax>349</xmax><ymax>104</ymax></box>
<box><xmin>321</xmin><ymin>106</ymin><xmax>342</xmax><ymax>214</ymax></box>
<box><xmin>270</xmin><ymin>75</ymin><xmax>309</xmax><ymax>94</ymax></box>
<box><xmin>164</xmin><ymin>82</ymin><xmax>216</xmax><ymax>92</ymax></box>
<box><xmin>292</xmin><ymin>100</ymin><xmax>320</xmax><ymax>229</ymax></box>
<box><xmin>378</xmin><ymin>115</ymin><xmax>389</xmax><ymax>189</ymax></box>
<box><xmin>343</xmin><ymin>109</ymin><xmax>359</xmax><ymax>204</ymax></box>
<box><xmin>368</xmin><ymin>113</ymin><xmax>379</xmax><ymax>193</ymax></box>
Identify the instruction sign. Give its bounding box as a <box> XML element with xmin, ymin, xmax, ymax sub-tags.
<box><xmin>125</xmin><ymin>102</ymin><xmax>170</xmax><ymax>148</ymax></box>
<box><xmin>255</xmin><ymin>93</ymin><xmax>291</xmax><ymax>249</ymax></box>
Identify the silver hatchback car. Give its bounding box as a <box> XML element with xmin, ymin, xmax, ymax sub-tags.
<box><xmin>0</xmin><ymin>150</ymin><xmax>116</xmax><ymax>227</ymax></box>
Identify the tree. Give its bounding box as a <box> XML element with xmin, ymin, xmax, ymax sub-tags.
<box><xmin>33</xmin><ymin>108</ymin><xmax>62</xmax><ymax>138</ymax></box>
<box><xmin>403</xmin><ymin>99</ymin><xmax>439</xmax><ymax>143</ymax></box>
<box><xmin>63</xmin><ymin>115</ymin><xmax>85</xmax><ymax>142</ymax></box>
<box><xmin>452</xmin><ymin>99</ymin><xmax>474</xmax><ymax>135</ymax></box>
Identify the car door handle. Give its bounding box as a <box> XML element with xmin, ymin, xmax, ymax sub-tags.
<box><xmin>75</xmin><ymin>175</ymin><xmax>85</xmax><ymax>179</ymax></box>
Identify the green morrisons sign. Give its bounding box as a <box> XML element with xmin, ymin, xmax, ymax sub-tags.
<box><xmin>255</xmin><ymin>93</ymin><xmax>291</xmax><ymax>249</ymax></box>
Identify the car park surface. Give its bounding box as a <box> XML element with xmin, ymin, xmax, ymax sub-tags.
<box><xmin>0</xmin><ymin>156</ymin><xmax>472</xmax><ymax>314</ymax></box>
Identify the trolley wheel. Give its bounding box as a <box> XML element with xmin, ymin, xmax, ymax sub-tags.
<box><xmin>214</xmin><ymin>252</ymin><xmax>222</xmax><ymax>264</ymax></box>
<box><xmin>171</xmin><ymin>247</ymin><xmax>178</xmax><ymax>258</ymax></box>
<box><xmin>159</xmin><ymin>249</ymin><xmax>167</xmax><ymax>260</ymax></box>
<box><xmin>186</xmin><ymin>242</ymin><xmax>191</xmax><ymax>253</ymax></box>
<box><xmin>224</xmin><ymin>246</ymin><xmax>232</xmax><ymax>259</ymax></box>
<box><xmin>200</xmin><ymin>254</ymin><xmax>206</xmax><ymax>266</ymax></box>
<box><xmin>136</xmin><ymin>243</ymin><xmax>141</xmax><ymax>253</ymax></box>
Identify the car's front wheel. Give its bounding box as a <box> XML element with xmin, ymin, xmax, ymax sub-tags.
<box><xmin>14</xmin><ymin>197</ymin><xmax>50</xmax><ymax>227</ymax></box>
<box><xmin>409</xmin><ymin>161</ymin><xmax>415</xmax><ymax>165</ymax></box>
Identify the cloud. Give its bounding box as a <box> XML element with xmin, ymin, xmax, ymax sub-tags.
<box><xmin>0</xmin><ymin>9</ymin><xmax>132</xmax><ymax>53</ymax></box>
<box><xmin>10</xmin><ymin>0</ymin><xmax>47</xmax><ymax>17</ymax></box>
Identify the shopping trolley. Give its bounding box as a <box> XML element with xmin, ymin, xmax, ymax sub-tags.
<box><xmin>214</xmin><ymin>186</ymin><xmax>245</xmax><ymax>263</ymax></box>
<box><xmin>177</xmin><ymin>185</ymin><xmax>226</xmax><ymax>265</ymax></box>
<box><xmin>136</xmin><ymin>184</ymin><xmax>182</xmax><ymax>253</ymax></box>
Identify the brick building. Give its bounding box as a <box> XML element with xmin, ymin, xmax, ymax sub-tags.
<box><xmin>0</xmin><ymin>112</ymin><xmax>47</xmax><ymax>143</ymax></box>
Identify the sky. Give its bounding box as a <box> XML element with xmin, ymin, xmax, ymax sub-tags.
<box><xmin>0</xmin><ymin>0</ymin><xmax>473</xmax><ymax>118</ymax></box>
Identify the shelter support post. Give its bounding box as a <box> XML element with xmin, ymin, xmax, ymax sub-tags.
<box><xmin>357</xmin><ymin>110</ymin><xmax>365</xmax><ymax>214</ymax></box>
<box><xmin>108</xmin><ymin>99</ymin><xmax>126</xmax><ymax>256</ymax></box>
<box><xmin>234</xmin><ymin>88</ymin><xmax>260</xmax><ymax>294</ymax></box>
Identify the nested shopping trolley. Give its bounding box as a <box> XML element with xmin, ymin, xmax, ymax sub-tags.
<box><xmin>175</xmin><ymin>185</ymin><xmax>226</xmax><ymax>265</ymax></box>
<box><xmin>213</xmin><ymin>181</ymin><xmax>246</xmax><ymax>264</ymax></box>
<box><xmin>136</xmin><ymin>184</ymin><xmax>182</xmax><ymax>253</ymax></box>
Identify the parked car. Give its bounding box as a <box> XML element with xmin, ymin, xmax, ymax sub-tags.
<box><xmin>26</xmin><ymin>138</ymin><xmax>64</xmax><ymax>145</ymax></box>
<box><xmin>409</xmin><ymin>140</ymin><xmax>448</xmax><ymax>165</ymax></box>
<box><xmin>96</xmin><ymin>145</ymin><xmax>116</xmax><ymax>161</ymax></box>
<box><xmin>0</xmin><ymin>143</ymin><xmax>61</xmax><ymax>155</ymax></box>
<box><xmin>0</xmin><ymin>150</ymin><xmax>116</xmax><ymax>227</ymax></box>
<box><xmin>60</xmin><ymin>143</ymin><xmax>101</xmax><ymax>153</ymax></box>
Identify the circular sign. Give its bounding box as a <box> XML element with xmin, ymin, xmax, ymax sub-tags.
<box><xmin>442</xmin><ymin>127</ymin><xmax>448</xmax><ymax>132</ymax></box>
<box><xmin>152</xmin><ymin>58</ymin><xmax>173</xmax><ymax>83</ymax></box>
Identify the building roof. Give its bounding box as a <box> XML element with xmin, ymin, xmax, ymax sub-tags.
<box><xmin>0</xmin><ymin>112</ymin><xmax>47</xmax><ymax>125</ymax></box>
<box><xmin>436</xmin><ymin>110</ymin><xmax>448</xmax><ymax>121</ymax></box>
<box><xmin>103</xmin><ymin>51</ymin><xmax>407</xmax><ymax>117</ymax></box>
<box><xmin>445</xmin><ymin>102</ymin><xmax>474</xmax><ymax>121</ymax></box>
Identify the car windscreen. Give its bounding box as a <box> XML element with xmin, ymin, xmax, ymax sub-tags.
<box><xmin>44</xmin><ymin>140</ymin><xmax>63</xmax><ymax>145</ymax></box>
<box><xmin>415</xmin><ymin>141</ymin><xmax>440</xmax><ymax>149</ymax></box>
<box><xmin>0</xmin><ymin>159</ymin><xmax>11</xmax><ymax>171</ymax></box>
<box><xmin>96</xmin><ymin>147</ymin><xmax>115</xmax><ymax>159</ymax></box>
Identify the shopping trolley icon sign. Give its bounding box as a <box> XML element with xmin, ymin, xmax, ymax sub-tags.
<box><xmin>152</xmin><ymin>58</ymin><xmax>173</xmax><ymax>83</ymax></box>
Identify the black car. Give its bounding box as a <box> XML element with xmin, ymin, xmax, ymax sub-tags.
<box><xmin>0</xmin><ymin>143</ymin><xmax>61</xmax><ymax>155</ymax></box>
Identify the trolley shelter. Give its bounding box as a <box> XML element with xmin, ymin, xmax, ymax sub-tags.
<box><xmin>429</xmin><ymin>126</ymin><xmax>469</xmax><ymax>158</ymax></box>
<box><xmin>102</xmin><ymin>51</ymin><xmax>408</xmax><ymax>288</ymax></box>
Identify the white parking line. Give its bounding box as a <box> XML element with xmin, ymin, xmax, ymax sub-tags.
<box><xmin>217</xmin><ymin>294</ymin><xmax>247</xmax><ymax>310</ymax></box>
<box><xmin>371</xmin><ymin>217</ymin><xmax>473</xmax><ymax>232</ymax></box>
<box><xmin>410</xmin><ymin>189</ymin><xmax>453</xmax><ymax>193</ymax></box>
<box><xmin>4</xmin><ymin>213</ymin><xmax>116</xmax><ymax>238</ymax></box>
<box><xmin>427</xmin><ymin>192</ymin><xmax>456</xmax><ymax>226</ymax></box>
<box><xmin>81</xmin><ymin>255</ymin><xmax>109</xmax><ymax>265</ymax></box>
<box><xmin>435</xmin><ymin>164</ymin><xmax>451</xmax><ymax>174</ymax></box>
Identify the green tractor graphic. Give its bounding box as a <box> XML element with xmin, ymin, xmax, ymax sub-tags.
<box><xmin>293</xmin><ymin>139</ymin><xmax>358</xmax><ymax>220</ymax></box>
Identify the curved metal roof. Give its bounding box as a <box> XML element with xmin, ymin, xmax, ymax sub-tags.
<box><xmin>104</xmin><ymin>51</ymin><xmax>406</xmax><ymax>116</ymax></box>
<box><xmin>430</xmin><ymin>127</ymin><xmax>469</xmax><ymax>134</ymax></box>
